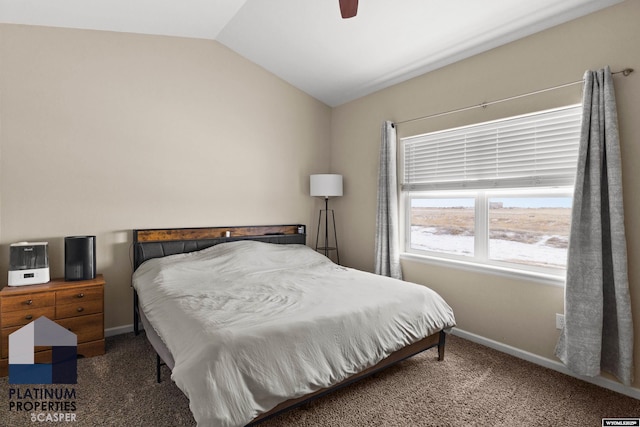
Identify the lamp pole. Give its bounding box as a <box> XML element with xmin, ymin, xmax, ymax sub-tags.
<box><xmin>324</xmin><ymin>196</ymin><xmax>329</xmax><ymax>257</ymax></box>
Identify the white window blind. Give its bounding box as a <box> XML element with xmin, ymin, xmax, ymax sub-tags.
<box><xmin>402</xmin><ymin>105</ymin><xmax>582</xmax><ymax>191</ymax></box>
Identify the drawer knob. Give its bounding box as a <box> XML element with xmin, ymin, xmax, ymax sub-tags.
<box><xmin>25</xmin><ymin>314</ymin><xmax>33</xmax><ymax>320</ymax></box>
<box><xmin>77</xmin><ymin>307</ymin><xmax>84</xmax><ymax>313</ymax></box>
<box><xmin>77</xmin><ymin>293</ymin><xmax>85</xmax><ymax>298</ymax></box>
<box><xmin>25</xmin><ymin>299</ymin><xmax>33</xmax><ymax>305</ymax></box>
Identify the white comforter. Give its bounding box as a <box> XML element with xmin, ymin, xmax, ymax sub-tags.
<box><xmin>132</xmin><ymin>241</ymin><xmax>455</xmax><ymax>427</ymax></box>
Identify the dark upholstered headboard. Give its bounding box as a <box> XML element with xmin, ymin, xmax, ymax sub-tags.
<box><xmin>133</xmin><ymin>224</ymin><xmax>306</xmax><ymax>270</ymax></box>
<box><xmin>132</xmin><ymin>224</ymin><xmax>306</xmax><ymax>334</ymax></box>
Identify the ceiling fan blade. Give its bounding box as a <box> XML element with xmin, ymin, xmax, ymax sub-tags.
<box><xmin>339</xmin><ymin>0</ymin><xmax>358</xmax><ymax>19</ymax></box>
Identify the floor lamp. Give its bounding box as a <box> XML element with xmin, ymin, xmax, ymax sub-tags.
<box><xmin>310</xmin><ymin>174</ymin><xmax>342</xmax><ymax>264</ymax></box>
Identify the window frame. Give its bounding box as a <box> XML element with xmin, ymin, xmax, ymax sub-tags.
<box><xmin>398</xmin><ymin>105</ymin><xmax>581</xmax><ymax>286</ymax></box>
<box><xmin>402</xmin><ymin>188</ymin><xmax>573</xmax><ymax>281</ymax></box>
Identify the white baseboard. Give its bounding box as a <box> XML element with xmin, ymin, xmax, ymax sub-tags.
<box><xmin>450</xmin><ymin>328</ymin><xmax>640</xmax><ymax>400</ymax></box>
<box><xmin>105</xmin><ymin>323</ymin><xmax>143</xmax><ymax>337</ymax></box>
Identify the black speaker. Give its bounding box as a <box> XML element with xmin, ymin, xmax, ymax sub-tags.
<box><xmin>65</xmin><ymin>236</ymin><xmax>96</xmax><ymax>281</ymax></box>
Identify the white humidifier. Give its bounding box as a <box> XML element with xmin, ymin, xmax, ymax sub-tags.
<box><xmin>8</xmin><ymin>242</ymin><xmax>50</xmax><ymax>286</ymax></box>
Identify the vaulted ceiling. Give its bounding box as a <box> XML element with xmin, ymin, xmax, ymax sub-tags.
<box><xmin>0</xmin><ymin>0</ymin><xmax>624</xmax><ymax>106</ymax></box>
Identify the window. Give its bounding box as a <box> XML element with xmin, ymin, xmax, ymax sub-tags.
<box><xmin>487</xmin><ymin>194</ymin><xmax>572</xmax><ymax>269</ymax></box>
<box><xmin>409</xmin><ymin>196</ymin><xmax>475</xmax><ymax>257</ymax></box>
<box><xmin>401</xmin><ymin>105</ymin><xmax>581</xmax><ymax>278</ymax></box>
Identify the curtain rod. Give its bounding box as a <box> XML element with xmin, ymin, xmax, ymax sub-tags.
<box><xmin>395</xmin><ymin>68</ymin><xmax>634</xmax><ymax>126</ymax></box>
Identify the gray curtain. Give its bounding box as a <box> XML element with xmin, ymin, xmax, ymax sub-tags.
<box><xmin>555</xmin><ymin>66</ymin><xmax>634</xmax><ymax>385</ymax></box>
<box><xmin>374</xmin><ymin>121</ymin><xmax>402</xmax><ymax>279</ymax></box>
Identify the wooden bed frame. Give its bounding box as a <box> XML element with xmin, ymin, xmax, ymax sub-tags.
<box><xmin>132</xmin><ymin>224</ymin><xmax>446</xmax><ymax>426</ymax></box>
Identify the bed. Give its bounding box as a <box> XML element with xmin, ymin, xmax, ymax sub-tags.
<box><xmin>131</xmin><ymin>224</ymin><xmax>456</xmax><ymax>427</ymax></box>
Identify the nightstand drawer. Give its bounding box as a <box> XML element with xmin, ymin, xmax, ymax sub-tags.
<box><xmin>1</xmin><ymin>306</ymin><xmax>56</xmax><ymax>328</ymax></box>
<box><xmin>1</xmin><ymin>326</ymin><xmax>20</xmax><ymax>359</ymax></box>
<box><xmin>0</xmin><ymin>327</ymin><xmax>54</xmax><ymax>360</ymax></box>
<box><xmin>56</xmin><ymin>286</ymin><xmax>102</xmax><ymax>305</ymax></box>
<box><xmin>57</xmin><ymin>313</ymin><xmax>103</xmax><ymax>344</ymax></box>
<box><xmin>56</xmin><ymin>299</ymin><xmax>102</xmax><ymax>319</ymax></box>
<box><xmin>1</xmin><ymin>293</ymin><xmax>54</xmax><ymax>313</ymax></box>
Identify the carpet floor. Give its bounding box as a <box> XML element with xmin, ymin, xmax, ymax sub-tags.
<box><xmin>1</xmin><ymin>332</ymin><xmax>638</xmax><ymax>426</ymax></box>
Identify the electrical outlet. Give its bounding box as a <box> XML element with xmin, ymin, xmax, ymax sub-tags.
<box><xmin>556</xmin><ymin>313</ymin><xmax>565</xmax><ymax>330</ymax></box>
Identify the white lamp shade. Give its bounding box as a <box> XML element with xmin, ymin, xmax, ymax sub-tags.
<box><xmin>310</xmin><ymin>174</ymin><xmax>343</xmax><ymax>197</ymax></box>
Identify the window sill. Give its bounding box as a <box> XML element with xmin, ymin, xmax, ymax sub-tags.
<box><xmin>400</xmin><ymin>252</ymin><xmax>566</xmax><ymax>287</ymax></box>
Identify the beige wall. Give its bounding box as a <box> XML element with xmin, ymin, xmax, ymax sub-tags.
<box><xmin>331</xmin><ymin>0</ymin><xmax>640</xmax><ymax>388</ymax></box>
<box><xmin>0</xmin><ymin>25</ymin><xmax>332</xmax><ymax>330</ymax></box>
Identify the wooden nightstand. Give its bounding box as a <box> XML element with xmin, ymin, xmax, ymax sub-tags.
<box><xmin>0</xmin><ymin>275</ymin><xmax>105</xmax><ymax>377</ymax></box>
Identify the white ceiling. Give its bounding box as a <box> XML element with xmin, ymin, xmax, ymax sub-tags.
<box><xmin>0</xmin><ymin>0</ymin><xmax>624</xmax><ymax>106</ymax></box>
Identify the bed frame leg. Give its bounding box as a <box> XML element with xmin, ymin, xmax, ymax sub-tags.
<box><xmin>437</xmin><ymin>330</ymin><xmax>446</xmax><ymax>361</ymax></box>
<box><xmin>156</xmin><ymin>354</ymin><xmax>163</xmax><ymax>383</ymax></box>
<box><xmin>133</xmin><ymin>291</ymin><xmax>140</xmax><ymax>336</ymax></box>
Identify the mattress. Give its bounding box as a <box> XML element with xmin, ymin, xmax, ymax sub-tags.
<box><xmin>132</xmin><ymin>240</ymin><xmax>455</xmax><ymax>427</ymax></box>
